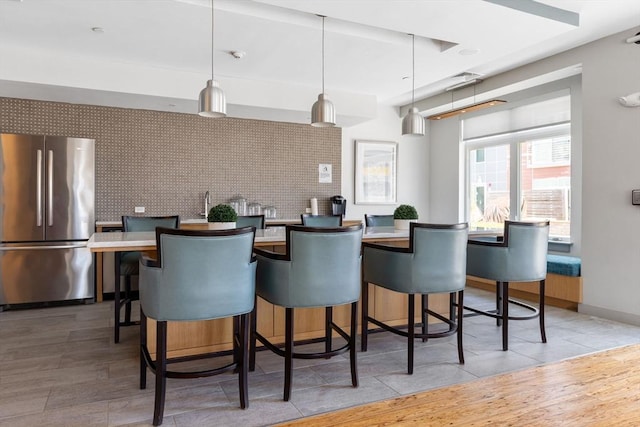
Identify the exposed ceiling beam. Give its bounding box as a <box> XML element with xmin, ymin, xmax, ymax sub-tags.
<box><xmin>483</xmin><ymin>0</ymin><xmax>580</xmax><ymax>26</ymax></box>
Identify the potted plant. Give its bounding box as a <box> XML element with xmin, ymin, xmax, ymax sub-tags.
<box><xmin>207</xmin><ymin>204</ymin><xmax>238</xmax><ymax>230</ymax></box>
<box><xmin>393</xmin><ymin>204</ymin><xmax>418</xmax><ymax>230</ymax></box>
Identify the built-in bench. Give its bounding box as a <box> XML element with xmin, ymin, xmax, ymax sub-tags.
<box><xmin>546</xmin><ymin>254</ymin><xmax>581</xmax><ymax>277</ymax></box>
<box><xmin>467</xmin><ymin>254</ymin><xmax>583</xmax><ymax>310</ymax></box>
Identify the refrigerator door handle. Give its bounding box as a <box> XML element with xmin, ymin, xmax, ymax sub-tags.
<box><xmin>36</xmin><ymin>149</ymin><xmax>43</xmax><ymax>226</ymax></box>
<box><xmin>0</xmin><ymin>244</ymin><xmax>88</xmax><ymax>251</ymax></box>
<box><xmin>47</xmin><ymin>149</ymin><xmax>54</xmax><ymax>226</ymax></box>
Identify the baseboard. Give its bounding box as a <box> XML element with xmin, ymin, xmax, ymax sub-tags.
<box><xmin>578</xmin><ymin>304</ymin><xmax>640</xmax><ymax>326</ymax></box>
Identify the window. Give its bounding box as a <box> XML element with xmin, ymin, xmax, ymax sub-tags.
<box><xmin>468</xmin><ymin>145</ymin><xmax>510</xmax><ymax>230</ymax></box>
<box><xmin>529</xmin><ymin>136</ymin><xmax>570</xmax><ymax>167</ymax></box>
<box><xmin>464</xmin><ymin>95</ymin><xmax>572</xmax><ymax>240</ymax></box>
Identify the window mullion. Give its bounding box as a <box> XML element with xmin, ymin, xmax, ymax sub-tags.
<box><xmin>511</xmin><ymin>139</ymin><xmax>520</xmax><ymax>221</ymax></box>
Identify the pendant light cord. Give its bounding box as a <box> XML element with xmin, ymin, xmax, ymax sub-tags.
<box><xmin>322</xmin><ymin>16</ymin><xmax>325</xmax><ymax>95</ymax></box>
<box><xmin>411</xmin><ymin>34</ymin><xmax>416</xmax><ymax>108</ymax></box>
<box><xmin>211</xmin><ymin>0</ymin><xmax>215</xmax><ymax>80</ymax></box>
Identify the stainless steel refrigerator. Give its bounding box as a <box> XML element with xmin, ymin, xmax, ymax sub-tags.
<box><xmin>0</xmin><ymin>134</ymin><xmax>95</xmax><ymax>306</ymax></box>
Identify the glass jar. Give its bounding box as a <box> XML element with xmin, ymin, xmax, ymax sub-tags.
<box><xmin>229</xmin><ymin>196</ymin><xmax>247</xmax><ymax>216</ymax></box>
<box><xmin>263</xmin><ymin>205</ymin><xmax>277</xmax><ymax>219</ymax></box>
<box><xmin>247</xmin><ymin>202</ymin><xmax>262</xmax><ymax>216</ymax></box>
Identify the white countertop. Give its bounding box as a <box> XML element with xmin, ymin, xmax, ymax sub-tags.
<box><xmin>88</xmin><ymin>226</ymin><xmax>408</xmax><ymax>251</ymax></box>
<box><xmin>95</xmin><ymin>218</ymin><xmax>361</xmax><ymax>227</ymax></box>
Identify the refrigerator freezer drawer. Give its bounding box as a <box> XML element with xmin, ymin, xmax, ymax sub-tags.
<box><xmin>0</xmin><ymin>244</ymin><xmax>94</xmax><ymax>305</ymax></box>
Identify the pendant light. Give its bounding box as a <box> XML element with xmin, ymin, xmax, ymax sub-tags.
<box><xmin>402</xmin><ymin>34</ymin><xmax>425</xmax><ymax>136</ymax></box>
<box><xmin>311</xmin><ymin>15</ymin><xmax>336</xmax><ymax>127</ymax></box>
<box><xmin>198</xmin><ymin>0</ymin><xmax>226</xmax><ymax>118</ymax></box>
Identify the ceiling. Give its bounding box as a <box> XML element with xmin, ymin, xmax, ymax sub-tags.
<box><xmin>0</xmin><ymin>0</ymin><xmax>638</xmax><ymax>126</ymax></box>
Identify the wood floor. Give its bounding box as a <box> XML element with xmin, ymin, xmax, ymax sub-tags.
<box><xmin>278</xmin><ymin>343</ymin><xmax>640</xmax><ymax>426</ymax></box>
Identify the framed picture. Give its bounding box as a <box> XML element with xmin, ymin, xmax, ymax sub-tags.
<box><xmin>355</xmin><ymin>140</ymin><xmax>397</xmax><ymax>204</ymax></box>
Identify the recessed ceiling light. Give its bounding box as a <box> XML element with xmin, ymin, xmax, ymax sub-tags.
<box><xmin>458</xmin><ymin>48</ymin><xmax>480</xmax><ymax>56</ymax></box>
<box><xmin>91</xmin><ymin>27</ymin><xmax>104</xmax><ymax>33</ymax></box>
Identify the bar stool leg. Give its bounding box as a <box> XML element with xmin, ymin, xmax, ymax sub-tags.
<box><xmin>361</xmin><ymin>280</ymin><xmax>369</xmax><ymax>352</ymax></box>
<box><xmin>502</xmin><ymin>282</ymin><xmax>509</xmax><ymax>351</ymax></box>
<box><xmin>349</xmin><ymin>301</ymin><xmax>358</xmax><ymax>387</ymax></box>
<box><xmin>496</xmin><ymin>281</ymin><xmax>503</xmax><ymax>327</ymax></box>
<box><xmin>421</xmin><ymin>294</ymin><xmax>428</xmax><ymax>342</ymax></box>
<box><xmin>284</xmin><ymin>308</ymin><xmax>294</xmax><ymax>401</ymax></box>
<box><xmin>124</xmin><ymin>275</ymin><xmax>132</xmax><ymax>324</ymax></box>
<box><xmin>539</xmin><ymin>279</ymin><xmax>547</xmax><ymax>343</ymax></box>
<box><xmin>153</xmin><ymin>321</ymin><xmax>167</xmax><ymax>426</ymax></box>
<box><xmin>239</xmin><ymin>313</ymin><xmax>249</xmax><ymax>409</ymax></box>
<box><xmin>114</xmin><ymin>251</ymin><xmax>122</xmax><ymax>343</ymax></box>
<box><xmin>408</xmin><ymin>294</ymin><xmax>415</xmax><ymax>375</ymax></box>
<box><xmin>325</xmin><ymin>307</ymin><xmax>333</xmax><ymax>358</ymax></box>
<box><xmin>249</xmin><ymin>296</ymin><xmax>258</xmax><ymax>371</ymax></box>
<box><xmin>140</xmin><ymin>309</ymin><xmax>147</xmax><ymax>389</ymax></box>
<box><xmin>457</xmin><ymin>290</ymin><xmax>465</xmax><ymax>364</ymax></box>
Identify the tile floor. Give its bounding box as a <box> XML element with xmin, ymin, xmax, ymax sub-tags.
<box><xmin>1</xmin><ymin>288</ymin><xmax>639</xmax><ymax>427</ymax></box>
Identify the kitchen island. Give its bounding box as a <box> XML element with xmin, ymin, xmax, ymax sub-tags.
<box><xmin>93</xmin><ymin>218</ymin><xmax>363</xmax><ymax>301</ymax></box>
<box><xmin>88</xmin><ymin>226</ymin><xmax>453</xmax><ymax>358</ymax></box>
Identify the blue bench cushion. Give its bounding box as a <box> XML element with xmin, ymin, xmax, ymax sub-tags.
<box><xmin>547</xmin><ymin>255</ymin><xmax>581</xmax><ymax>277</ymax></box>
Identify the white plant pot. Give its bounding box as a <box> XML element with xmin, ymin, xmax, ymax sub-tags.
<box><xmin>207</xmin><ymin>222</ymin><xmax>236</xmax><ymax>230</ymax></box>
<box><xmin>394</xmin><ymin>219</ymin><xmax>416</xmax><ymax>230</ymax></box>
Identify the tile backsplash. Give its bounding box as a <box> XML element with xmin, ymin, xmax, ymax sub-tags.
<box><xmin>0</xmin><ymin>97</ymin><xmax>342</xmax><ymax>221</ymax></box>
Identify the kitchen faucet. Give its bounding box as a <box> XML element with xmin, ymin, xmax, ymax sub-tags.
<box><xmin>202</xmin><ymin>191</ymin><xmax>211</xmax><ymax>217</ymax></box>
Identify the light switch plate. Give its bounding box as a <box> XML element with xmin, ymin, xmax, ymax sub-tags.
<box><xmin>134</xmin><ymin>206</ymin><xmax>145</xmax><ymax>213</ymax></box>
<box><xmin>632</xmin><ymin>190</ymin><xmax>640</xmax><ymax>205</ymax></box>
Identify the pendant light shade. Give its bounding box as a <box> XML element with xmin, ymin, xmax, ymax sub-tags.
<box><xmin>311</xmin><ymin>16</ymin><xmax>336</xmax><ymax>127</ymax></box>
<box><xmin>402</xmin><ymin>34</ymin><xmax>425</xmax><ymax>136</ymax></box>
<box><xmin>198</xmin><ymin>0</ymin><xmax>226</xmax><ymax>118</ymax></box>
<box><xmin>311</xmin><ymin>93</ymin><xmax>336</xmax><ymax>127</ymax></box>
<box><xmin>198</xmin><ymin>79</ymin><xmax>226</xmax><ymax>118</ymax></box>
<box><xmin>402</xmin><ymin>107</ymin><xmax>425</xmax><ymax>135</ymax></box>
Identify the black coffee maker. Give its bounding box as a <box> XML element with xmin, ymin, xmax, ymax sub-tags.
<box><xmin>331</xmin><ymin>195</ymin><xmax>346</xmax><ymax>217</ymax></box>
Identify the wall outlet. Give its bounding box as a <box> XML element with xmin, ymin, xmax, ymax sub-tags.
<box><xmin>305</xmin><ymin>207</ymin><xmax>312</xmax><ymax>213</ymax></box>
<box><xmin>134</xmin><ymin>206</ymin><xmax>145</xmax><ymax>213</ymax></box>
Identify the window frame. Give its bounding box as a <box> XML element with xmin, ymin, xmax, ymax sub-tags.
<box><xmin>464</xmin><ymin>122</ymin><xmax>572</xmax><ymax>242</ymax></box>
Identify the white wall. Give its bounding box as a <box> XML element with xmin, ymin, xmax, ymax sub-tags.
<box><xmin>428</xmin><ymin>117</ymin><xmax>464</xmax><ymax>223</ymax></box>
<box><xmin>341</xmin><ymin>104</ymin><xmax>430</xmax><ymax>222</ymax></box>
<box><xmin>426</xmin><ymin>25</ymin><xmax>640</xmax><ymax>324</ymax></box>
<box><xmin>579</xmin><ymin>26</ymin><xmax>640</xmax><ymax>323</ymax></box>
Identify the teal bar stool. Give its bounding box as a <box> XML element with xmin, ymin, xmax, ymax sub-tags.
<box><xmin>300</xmin><ymin>214</ymin><xmax>342</xmax><ymax>227</ymax></box>
<box><xmin>361</xmin><ymin>222</ymin><xmax>468</xmax><ymax>374</ymax></box>
<box><xmin>250</xmin><ymin>224</ymin><xmax>362</xmax><ymax>401</ymax></box>
<box><xmin>138</xmin><ymin>226</ymin><xmax>257</xmax><ymax>426</ymax></box>
<box><xmin>465</xmin><ymin>220</ymin><xmax>550</xmax><ymax>351</ymax></box>
<box><xmin>364</xmin><ymin>214</ymin><xmax>394</xmax><ymax>227</ymax></box>
<box><xmin>236</xmin><ymin>215</ymin><xmax>265</xmax><ymax>229</ymax></box>
<box><xmin>114</xmin><ymin>215</ymin><xmax>179</xmax><ymax>343</ymax></box>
